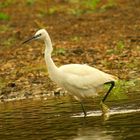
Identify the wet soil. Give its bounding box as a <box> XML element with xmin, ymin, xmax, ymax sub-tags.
<box><xmin>0</xmin><ymin>0</ymin><xmax>140</xmax><ymax>102</ymax></box>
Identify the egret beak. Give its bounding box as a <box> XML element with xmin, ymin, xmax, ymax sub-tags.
<box><xmin>22</xmin><ymin>34</ymin><xmax>41</xmax><ymax>44</ymax></box>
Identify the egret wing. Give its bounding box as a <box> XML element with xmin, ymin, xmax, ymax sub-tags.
<box><xmin>59</xmin><ymin>64</ymin><xmax>116</xmax><ymax>90</ymax></box>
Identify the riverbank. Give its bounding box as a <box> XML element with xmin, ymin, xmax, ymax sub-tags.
<box><xmin>0</xmin><ymin>0</ymin><xmax>139</xmax><ymax>102</ymax></box>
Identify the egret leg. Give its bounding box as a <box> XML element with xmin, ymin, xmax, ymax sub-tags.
<box><xmin>80</xmin><ymin>102</ymin><xmax>87</xmax><ymax>117</ymax></box>
<box><xmin>100</xmin><ymin>81</ymin><xmax>115</xmax><ymax>118</ymax></box>
<box><xmin>102</xmin><ymin>81</ymin><xmax>115</xmax><ymax>102</ymax></box>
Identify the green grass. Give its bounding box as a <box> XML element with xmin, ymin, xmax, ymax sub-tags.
<box><xmin>65</xmin><ymin>0</ymin><xmax>79</xmax><ymax>3</ymax></box>
<box><xmin>48</xmin><ymin>7</ymin><xmax>58</xmax><ymax>15</ymax></box>
<box><xmin>0</xmin><ymin>78</ymin><xmax>6</xmax><ymax>89</ymax></box>
<box><xmin>101</xmin><ymin>0</ymin><xmax>117</xmax><ymax>11</ymax></box>
<box><xmin>37</xmin><ymin>6</ymin><xmax>59</xmax><ymax>17</ymax></box>
<box><xmin>67</xmin><ymin>0</ymin><xmax>101</xmax><ymax>15</ymax></box>
<box><xmin>106</xmin><ymin>40</ymin><xmax>125</xmax><ymax>55</ymax></box>
<box><xmin>116</xmin><ymin>40</ymin><xmax>125</xmax><ymax>53</ymax></box>
<box><xmin>26</xmin><ymin>0</ymin><xmax>36</xmax><ymax>5</ymax></box>
<box><xmin>67</xmin><ymin>8</ymin><xmax>84</xmax><ymax>16</ymax></box>
<box><xmin>0</xmin><ymin>0</ymin><xmax>16</xmax><ymax>8</ymax></box>
<box><xmin>83</xmin><ymin>0</ymin><xmax>101</xmax><ymax>9</ymax></box>
<box><xmin>104</xmin><ymin>79</ymin><xmax>139</xmax><ymax>101</ymax></box>
<box><xmin>2</xmin><ymin>37</ymin><xmax>16</xmax><ymax>48</ymax></box>
<box><xmin>0</xmin><ymin>25</ymin><xmax>10</xmax><ymax>33</ymax></box>
<box><xmin>70</xmin><ymin>36</ymin><xmax>81</xmax><ymax>42</ymax></box>
<box><xmin>66</xmin><ymin>0</ymin><xmax>117</xmax><ymax>15</ymax></box>
<box><xmin>53</xmin><ymin>48</ymin><xmax>66</xmax><ymax>55</ymax></box>
<box><xmin>0</xmin><ymin>12</ymin><xmax>10</xmax><ymax>20</ymax></box>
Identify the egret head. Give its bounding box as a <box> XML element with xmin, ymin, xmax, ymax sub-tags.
<box><xmin>23</xmin><ymin>29</ymin><xmax>48</xmax><ymax>44</ymax></box>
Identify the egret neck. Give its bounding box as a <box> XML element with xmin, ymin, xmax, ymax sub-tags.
<box><xmin>44</xmin><ymin>33</ymin><xmax>58</xmax><ymax>80</ymax></box>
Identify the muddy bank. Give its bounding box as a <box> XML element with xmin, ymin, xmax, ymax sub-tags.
<box><xmin>0</xmin><ymin>0</ymin><xmax>139</xmax><ymax>102</ymax></box>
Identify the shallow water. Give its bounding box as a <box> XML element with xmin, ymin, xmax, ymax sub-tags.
<box><xmin>0</xmin><ymin>95</ymin><xmax>140</xmax><ymax>140</ymax></box>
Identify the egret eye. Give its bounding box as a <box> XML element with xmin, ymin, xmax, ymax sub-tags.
<box><xmin>34</xmin><ymin>33</ymin><xmax>42</xmax><ymax>39</ymax></box>
<box><xmin>37</xmin><ymin>33</ymin><xmax>41</xmax><ymax>37</ymax></box>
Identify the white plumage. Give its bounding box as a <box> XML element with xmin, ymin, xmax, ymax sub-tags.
<box><xmin>23</xmin><ymin>29</ymin><xmax>118</xmax><ymax>117</ymax></box>
<box><xmin>58</xmin><ymin>64</ymin><xmax>116</xmax><ymax>99</ymax></box>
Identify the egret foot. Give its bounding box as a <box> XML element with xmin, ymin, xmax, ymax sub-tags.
<box><xmin>100</xmin><ymin>101</ymin><xmax>110</xmax><ymax>120</ymax></box>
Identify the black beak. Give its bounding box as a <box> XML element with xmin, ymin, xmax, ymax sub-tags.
<box><xmin>22</xmin><ymin>36</ymin><xmax>36</xmax><ymax>44</ymax></box>
<box><xmin>22</xmin><ymin>34</ymin><xmax>41</xmax><ymax>44</ymax></box>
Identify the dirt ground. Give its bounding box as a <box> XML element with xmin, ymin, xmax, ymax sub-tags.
<box><xmin>0</xmin><ymin>0</ymin><xmax>139</xmax><ymax>102</ymax></box>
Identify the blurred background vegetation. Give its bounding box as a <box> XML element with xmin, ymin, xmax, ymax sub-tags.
<box><xmin>0</xmin><ymin>0</ymin><xmax>139</xmax><ymax>101</ymax></box>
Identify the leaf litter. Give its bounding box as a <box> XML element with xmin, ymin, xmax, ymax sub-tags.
<box><xmin>0</xmin><ymin>0</ymin><xmax>139</xmax><ymax>102</ymax></box>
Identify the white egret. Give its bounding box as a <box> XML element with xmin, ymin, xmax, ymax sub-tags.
<box><xmin>23</xmin><ymin>29</ymin><xmax>118</xmax><ymax>117</ymax></box>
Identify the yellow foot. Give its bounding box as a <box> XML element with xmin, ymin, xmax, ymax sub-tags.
<box><xmin>100</xmin><ymin>101</ymin><xmax>110</xmax><ymax>121</ymax></box>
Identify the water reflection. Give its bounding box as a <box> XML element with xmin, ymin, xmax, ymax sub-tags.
<box><xmin>0</xmin><ymin>96</ymin><xmax>140</xmax><ymax>140</ymax></box>
<box><xmin>73</xmin><ymin>127</ymin><xmax>114</xmax><ymax>140</ymax></box>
